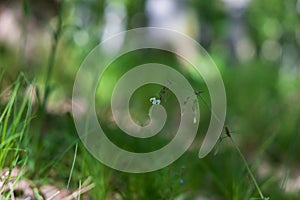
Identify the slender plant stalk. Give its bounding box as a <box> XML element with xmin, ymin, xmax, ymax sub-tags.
<box><xmin>31</xmin><ymin>0</ymin><xmax>65</xmax><ymax>172</ymax></box>
<box><xmin>196</xmin><ymin>89</ymin><xmax>267</xmax><ymax>199</ymax></box>
<box><xmin>156</xmin><ymin>82</ymin><xmax>268</xmax><ymax>199</ymax></box>
<box><xmin>42</xmin><ymin>0</ymin><xmax>64</xmax><ymax>112</ymax></box>
<box><xmin>229</xmin><ymin>136</ymin><xmax>265</xmax><ymax>199</ymax></box>
<box><xmin>19</xmin><ymin>0</ymin><xmax>30</xmax><ymax>69</ymax></box>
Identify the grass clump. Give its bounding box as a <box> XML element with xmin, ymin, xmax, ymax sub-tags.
<box><xmin>0</xmin><ymin>72</ymin><xmax>32</xmax><ymax>199</ymax></box>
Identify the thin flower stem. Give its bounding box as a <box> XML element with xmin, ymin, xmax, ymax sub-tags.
<box><xmin>154</xmin><ymin>80</ymin><xmax>268</xmax><ymax>199</ymax></box>
<box><xmin>230</xmin><ymin>137</ymin><xmax>265</xmax><ymax>199</ymax></box>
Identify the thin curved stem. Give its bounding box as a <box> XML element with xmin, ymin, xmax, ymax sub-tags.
<box><xmin>230</xmin><ymin>136</ymin><xmax>265</xmax><ymax>199</ymax></box>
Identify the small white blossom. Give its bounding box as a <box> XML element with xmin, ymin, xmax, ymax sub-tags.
<box><xmin>150</xmin><ymin>97</ymin><xmax>156</xmax><ymax>104</ymax></box>
<box><xmin>149</xmin><ymin>97</ymin><xmax>161</xmax><ymax>105</ymax></box>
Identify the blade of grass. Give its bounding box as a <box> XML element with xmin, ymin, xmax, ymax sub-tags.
<box><xmin>67</xmin><ymin>142</ymin><xmax>78</xmax><ymax>190</ymax></box>
<box><xmin>1</xmin><ymin>81</ymin><xmax>20</xmax><ymax>142</ymax></box>
<box><xmin>36</xmin><ymin>138</ymin><xmax>79</xmax><ymax>177</ymax></box>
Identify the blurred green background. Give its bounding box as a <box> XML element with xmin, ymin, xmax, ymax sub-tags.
<box><xmin>0</xmin><ymin>0</ymin><xmax>300</xmax><ymax>199</ymax></box>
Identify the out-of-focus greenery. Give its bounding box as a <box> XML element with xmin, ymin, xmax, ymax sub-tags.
<box><xmin>0</xmin><ymin>0</ymin><xmax>300</xmax><ymax>199</ymax></box>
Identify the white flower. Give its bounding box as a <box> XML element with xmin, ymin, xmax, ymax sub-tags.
<box><xmin>149</xmin><ymin>97</ymin><xmax>160</xmax><ymax>105</ymax></box>
<box><xmin>150</xmin><ymin>97</ymin><xmax>156</xmax><ymax>104</ymax></box>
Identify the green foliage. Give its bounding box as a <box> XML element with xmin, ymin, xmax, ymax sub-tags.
<box><xmin>0</xmin><ymin>73</ymin><xmax>32</xmax><ymax>198</ymax></box>
<box><xmin>0</xmin><ymin>0</ymin><xmax>300</xmax><ymax>199</ymax></box>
